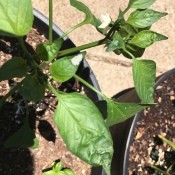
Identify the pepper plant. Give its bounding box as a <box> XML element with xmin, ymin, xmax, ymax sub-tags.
<box><xmin>0</xmin><ymin>0</ymin><xmax>167</xmax><ymax>174</ymax></box>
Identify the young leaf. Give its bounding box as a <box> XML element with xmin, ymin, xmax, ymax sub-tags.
<box><xmin>106</xmin><ymin>32</ymin><xmax>125</xmax><ymax>52</ymax></box>
<box><xmin>69</xmin><ymin>0</ymin><xmax>97</xmax><ymax>26</ymax></box>
<box><xmin>50</xmin><ymin>52</ymin><xmax>85</xmax><ymax>83</ymax></box>
<box><xmin>106</xmin><ymin>100</ymin><xmax>147</xmax><ymax>126</ymax></box>
<box><xmin>130</xmin><ymin>30</ymin><xmax>168</xmax><ymax>48</ymax></box>
<box><xmin>132</xmin><ymin>59</ymin><xmax>156</xmax><ymax>103</ymax></box>
<box><xmin>0</xmin><ymin>0</ymin><xmax>33</xmax><ymax>36</ymax></box>
<box><xmin>19</xmin><ymin>76</ymin><xmax>46</xmax><ymax>102</ymax></box>
<box><xmin>127</xmin><ymin>9</ymin><xmax>167</xmax><ymax>28</ymax></box>
<box><xmin>54</xmin><ymin>92</ymin><xmax>113</xmax><ymax>175</ymax></box>
<box><xmin>36</xmin><ymin>38</ymin><xmax>64</xmax><ymax>61</ymax></box>
<box><xmin>4</xmin><ymin>117</ymin><xmax>38</xmax><ymax>148</ymax></box>
<box><xmin>128</xmin><ymin>0</ymin><xmax>156</xmax><ymax>9</ymax></box>
<box><xmin>0</xmin><ymin>57</ymin><xmax>27</xmax><ymax>81</ymax></box>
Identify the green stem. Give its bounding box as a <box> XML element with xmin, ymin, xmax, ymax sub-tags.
<box><xmin>17</xmin><ymin>37</ymin><xmax>33</xmax><ymax>60</ymax></box>
<box><xmin>73</xmin><ymin>74</ymin><xmax>107</xmax><ymax>100</ymax></box>
<box><xmin>49</xmin><ymin>0</ymin><xmax>53</xmax><ymax>43</ymax></box>
<box><xmin>58</xmin><ymin>39</ymin><xmax>106</xmax><ymax>57</ymax></box>
<box><xmin>123</xmin><ymin>48</ymin><xmax>135</xmax><ymax>59</ymax></box>
<box><xmin>0</xmin><ymin>80</ymin><xmax>24</xmax><ymax>108</ymax></box>
<box><xmin>61</xmin><ymin>22</ymin><xmax>84</xmax><ymax>39</ymax></box>
<box><xmin>151</xmin><ymin>165</ymin><xmax>170</xmax><ymax>175</ymax></box>
<box><xmin>47</xmin><ymin>82</ymin><xmax>62</xmax><ymax>97</ymax></box>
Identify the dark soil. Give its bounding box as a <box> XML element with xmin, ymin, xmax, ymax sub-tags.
<box><xmin>0</xmin><ymin>28</ymin><xmax>91</xmax><ymax>175</ymax></box>
<box><xmin>128</xmin><ymin>73</ymin><xmax>175</xmax><ymax>175</ymax></box>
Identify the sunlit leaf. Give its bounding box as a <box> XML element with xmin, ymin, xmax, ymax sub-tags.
<box><xmin>127</xmin><ymin>9</ymin><xmax>167</xmax><ymax>28</ymax></box>
<box><xmin>130</xmin><ymin>30</ymin><xmax>168</xmax><ymax>48</ymax></box>
<box><xmin>128</xmin><ymin>0</ymin><xmax>156</xmax><ymax>9</ymax></box>
<box><xmin>132</xmin><ymin>59</ymin><xmax>156</xmax><ymax>103</ymax></box>
<box><xmin>0</xmin><ymin>0</ymin><xmax>33</xmax><ymax>36</ymax></box>
<box><xmin>50</xmin><ymin>52</ymin><xmax>85</xmax><ymax>83</ymax></box>
<box><xmin>54</xmin><ymin>92</ymin><xmax>113</xmax><ymax>175</ymax></box>
<box><xmin>69</xmin><ymin>0</ymin><xmax>97</xmax><ymax>26</ymax></box>
<box><xmin>4</xmin><ymin>117</ymin><xmax>38</xmax><ymax>148</ymax></box>
<box><xmin>106</xmin><ymin>100</ymin><xmax>147</xmax><ymax>126</ymax></box>
<box><xmin>0</xmin><ymin>57</ymin><xmax>27</xmax><ymax>81</ymax></box>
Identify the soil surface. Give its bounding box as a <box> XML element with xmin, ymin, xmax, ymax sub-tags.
<box><xmin>0</xmin><ymin>28</ymin><xmax>91</xmax><ymax>175</ymax></box>
<box><xmin>128</xmin><ymin>73</ymin><xmax>175</xmax><ymax>175</ymax></box>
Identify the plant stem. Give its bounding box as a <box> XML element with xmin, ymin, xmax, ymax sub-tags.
<box><xmin>58</xmin><ymin>39</ymin><xmax>106</xmax><ymax>57</ymax></box>
<box><xmin>0</xmin><ymin>80</ymin><xmax>24</xmax><ymax>109</ymax></box>
<box><xmin>49</xmin><ymin>0</ymin><xmax>53</xmax><ymax>43</ymax></box>
<box><xmin>73</xmin><ymin>74</ymin><xmax>107</xmax><ymax>100</ymax></box>
<box><xmin>151</xmin><ymin>165</ymin><xmax>170</xmax><ymax>175</ymax></box>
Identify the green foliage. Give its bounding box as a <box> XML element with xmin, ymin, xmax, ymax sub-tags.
<box><xmin>0</xmin><ymin>0</ymin><xmax>168</xmax><ymax>174</ymax></box>
<box><xmin>158</xmin><ymin>135</ymin><xmax>175</xmax><ymax>150</ymax></box>
<box><xmin>54</xmin><ymin>92</ymin><xmax>113</xmax><ymax>175</ymax></box>
<box><xmin>19</xmin><ymin>75</ymin><xmax>46</xmax><ymax>102</ymax></box>
<box><xmin>42</xmin><ymin>161</ymin><xmax>75</xmax><ymax>175</ymax></box>
<box><xmin>132</xmin><ymin>59</ymin><xmax>156</xmax><ymax>103</ymax></box>
<box><xmin>36</xmin><ymin>38</ymin><xmax>64</xmax><ymax>61</ymax></box>
<box><xmin>50</xmin><ymin>52</ymin><xmax>85</xmax><ymax>83</ymax></box>
<box><xmin>128</xmin><ymin>0</ymin><xmax>156</xmax><ymax>9</ymax></box>
<box><xmin>0</xmin><ymin>57</ymin><xmax>27</xmax><ymax>81</ymax></box>
<box><xmin>106</xmin><ymin>100</ymin><xmax>147</xmax><ymax>126</ymax></box>
<box><xmin>0</xmin><ymin>0</ymin><xmax>33</xmax><ymax>36</ymax></box>
<box><xmin>130</xmin><ymin>30</ymin><xmax>168</xmax><ymax>48</ymax></box>
<box><xmin>127</xmin><ymin>9</ymin><xmax>167</xmax><ymax>28</ymax></box>
<box><xmin>4</xmin><ymin>117</ymin><xmax>38</xmax><ymax>148</ymax></box>
<box><xmin>69</xmin><ymin>0</ymin><xmax>99</xmax><ymax>27</ymax></box>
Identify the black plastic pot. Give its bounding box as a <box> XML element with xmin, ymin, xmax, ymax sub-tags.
<box><xmin>108</xmin><ymin>68</ymin><xmax>175</xmax><ymax>175</ymax></box>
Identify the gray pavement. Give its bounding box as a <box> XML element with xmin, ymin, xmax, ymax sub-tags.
<box><xmin>32</xmin><ymin>0</ymin><xmax>174</xmax><ymax>97</ymax></box>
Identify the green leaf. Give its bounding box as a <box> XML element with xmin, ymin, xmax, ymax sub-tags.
<box><xmin>158</xmin><ymin>135</ymin><xmax>175</xmax><ymax>150</ymax></box>
<box><xmin>19</xmin><ymin>76</ymin><xmax>46</xmax><ymax>102</ymax></box>
<box><xmin>64</xmin><ymin>169</ymin><xmax>75</xmax><ymax>175</ymax></box>
<box><xmin>127</xmin><ymin>9</ymin><xmax>167</xmax><ymax>28</ymax></box>
<box><xmin>106</xmin><ymin>32</ymin><xmax>125</xmax><ymax>52</ymax></box>
<box><xmin>128</xmin><ymin>0</ymin><xmax>156</xmax><ymax>9</ymax></box>
<box><xmin>54</xmin><ymin>92</ymin><xmax>113</xmax><ymax>175</ymax></box>
<box><xmin>0</xmin><ymin>57</ymin><xmax>27</xmax><ymax>81</ymax></box>
<box><xmin>4</xmin><ymin>117</ymin><xmax>38</xmax><ymax>148</ymax></box>
<box><xmin>0</xmin><ymin>0</ymin><xmax>33</xmax><ymax>36</ymax></box>
<box><xmin>50</xmin><ymin>52</ymin><xmax>85</xmax><ymax>83</ymax></box>
<box><xmin>53</xmin><ymin>162</ymin><xmax>63</xmax><ymax>172</ymax></box>
<box><xmin>130</xmin><ymin>30</ymin><xmax>168</xmax><ymax>48</ymax></box>
<box><xmin>36</xmin><ymin>38</ymin><xmax>64</xmax><ymax>61</ymax></box>
<box><xmin>69</xmin><ymin>0</ymin><xmax>97</xmax><ymax>26</ymax></box>
<box><xmin>106</xmin><ymin>100</ymin><xmax>147</xmax><ymax>126</ymax></box>
<box><xmin>132</xmin><ymin>59</ymin><xmax>156</xmax><ymax>103</ymax></box>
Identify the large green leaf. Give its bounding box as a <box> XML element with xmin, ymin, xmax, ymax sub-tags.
<box><xmin>54</xmin><ymin>92</ymin><xmax>113</xmax><ymax>175</ymax></box>
<box><xmin>19</xmin><ymin>76</ymin><xmax>46</xmax><ymax>102</ymax></box>
<box><xmin>0</xmin><ymin>0</ymin><xmax>33</xmax><ymax>36</ymax></box>
<box><xmin>130</xmin><ymin>30</ymin><xmax>168</xmax><ymax>48</ymax></box>
<box><xmin>50</xmin><ymin>52</ymin><xmax>85</xmax><ymax>83</ymax></box>
<box><xmin>127</xmin><ymin>9</ymin><xmax>167</xmax><ymax>28</ymax></box>
<box><xmin>132</xmin><ymin>59</ymin><xmax>156</xmax><ymax>103</ymax></box>
<box><xmin>106</xmin><ymin>100</ymin><xmax>147</xmax><ymax>126</ymax></box>
<box><xmin>4</xmin><ymin>117</ymin><xmax>38</xmax><ymax>148</ymax></box>
<box><xmin>36</xmin><ymin>38</ymin><xmax>63</xmax><ymax>61</ymax></box>
<box><xmin>69</xmin><ymin>0</ymin><xmax>97</xmax><ymax>26</ymax></box>
<box><xmin>0</xmin><ymin>57</ymin><xmax>27</xmax><ymax>81</ymax></box>
<box><xmin>128</xmin><ymin>0</ymin><xmax>156</xmax><ymax>9</ymax></box>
